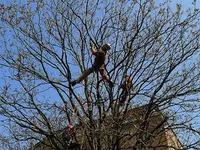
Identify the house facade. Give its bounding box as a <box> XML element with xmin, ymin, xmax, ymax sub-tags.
<box><xmin>32</xmin><ymin>105</ymin><xmax>183</xmax><ymax>150</ymax></box>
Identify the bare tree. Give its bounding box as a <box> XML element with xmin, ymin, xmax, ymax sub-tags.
<box><xmin>0</xmin><ymin>0</ymin><xmax>200</xmax><ymax>149</ymax></box>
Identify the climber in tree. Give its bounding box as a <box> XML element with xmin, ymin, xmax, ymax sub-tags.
<box><xmin>119</xmin><ymin>75</ymin><xmax>132</xmax><ymax>106</ymax></box>
<box><xmin>62</xmin><ymin>124</ymin><xmax>74</xmax><ymax>143</ymax></box>
<box><xmin>71</xmin><ymin>40</ymin><xmax>113</xmax><ymax>86</ymax></box>
<box><xmin>62</xmin><ymin>124</ymin><xmax>80</xmax><ymax>149</ymax></box>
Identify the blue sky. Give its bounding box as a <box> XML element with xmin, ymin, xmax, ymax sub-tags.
<box><xmin>1</xmin><ymin>0</ymin><xmax>199</xmax><ymax>88</ymax></box>
<box><xmin>156</xmin><ymin>0</ymin><xmax>200</xmax><ymax>12</ymax></box>
<box><xmin>1</xmin><ymin>0</ymin><xmax>199</xmax><ymax>83</ymax></box>
<box><xmin>1</xmin><ymin>0</ymin><xmax>199</xmax><ymax>106</ymax></box>
<box><xmin>0</xmin><ymin>0</ymin><xmax>200</xmax><ymax>147</ymax></box>
<box><xmin>0</xmin><ymin>1</ymin><xmax>199</xmax><ymax>112</ymax></box>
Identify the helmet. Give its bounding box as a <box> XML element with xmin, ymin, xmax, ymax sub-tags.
<box><xmin>102</xmin><ymin>43</ymin><xmax>111</xmax><ymax>51</ymax></box>
<box><xmin>67</xmin><ymin>124</ymin><xmax>74</xmax><ymax>129</ymax></box>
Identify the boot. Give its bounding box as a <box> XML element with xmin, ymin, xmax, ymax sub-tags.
<box><xmin>71</xmin><ymin>68</ymin><xmax>94</xmax><ymax>86</ymax></box>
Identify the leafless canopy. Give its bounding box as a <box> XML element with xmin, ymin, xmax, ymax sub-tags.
<box><xmin>0</xmin><ymin>0</ymin><xmax>200</xmax><ymax>149</ymax></box>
